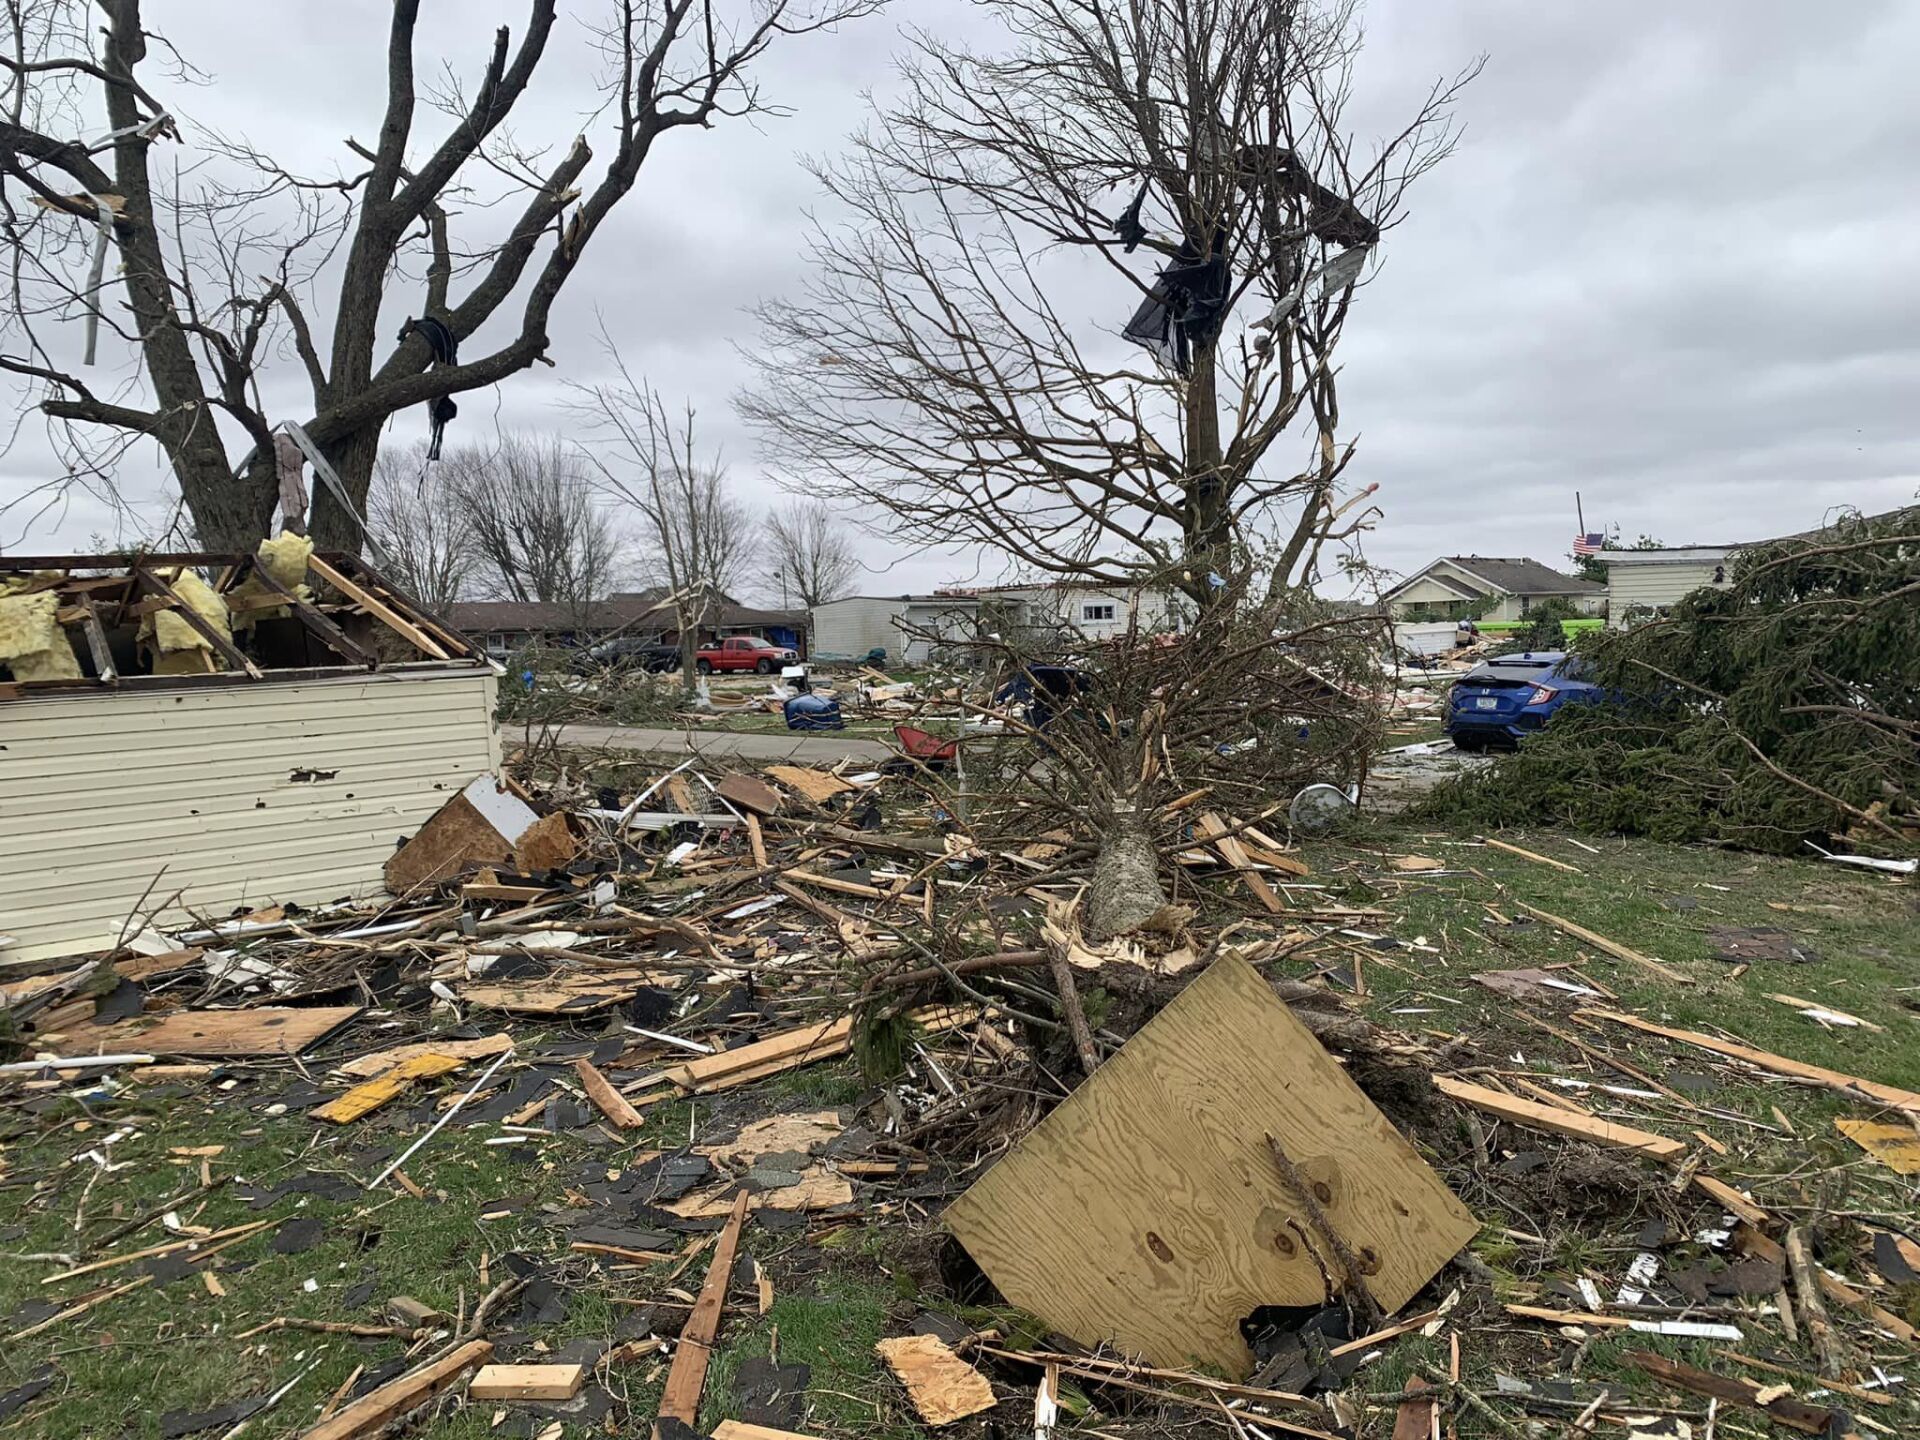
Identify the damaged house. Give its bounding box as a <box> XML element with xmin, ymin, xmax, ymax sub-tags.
<box><xmin>0</xmin><ymin>544</ymin><xmax>498</xmax><ymax>967</ymax></box>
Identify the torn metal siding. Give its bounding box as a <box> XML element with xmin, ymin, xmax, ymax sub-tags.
<box><xmin>0</xmin><ymin>669</ymin><xmax>499</xmax><ymax>966</ymax></box>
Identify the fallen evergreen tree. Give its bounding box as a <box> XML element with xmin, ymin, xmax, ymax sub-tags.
<box><xmin>1420</xmin><ymin>505</ymin><xmax>1919</xmax><ymax>855</ymax></box>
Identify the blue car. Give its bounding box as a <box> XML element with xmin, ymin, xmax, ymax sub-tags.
<box><xmin>1444</xmin><ymin>650</ymin><xmax>1601</xmax><ymax>750</ymax></box>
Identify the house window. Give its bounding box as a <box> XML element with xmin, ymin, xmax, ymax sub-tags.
<box><xmin>1082</xmin><ymin>603</ymin><xmax>1116</xmax><ymax>622</ymax></box>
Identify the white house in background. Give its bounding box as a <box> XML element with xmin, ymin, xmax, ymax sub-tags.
<box><xmin>808</xmin><ymin>593</ymin><xmax>981</xmax><ymax>663</ymax></box>
<box><xmin>1380</xmin><ymin>556</ymin><xmax>1606</xmax><ymax>622</ymax></box>
<box><xmin>1601</xmin><ymin>545</ymin><xmax>1735</xmax><ymax>626</ymax></box>
<box><xmin>974</xmin><ymin>580</ymin><xmax>1183</xmax><ymax>641</ymax></box>
<box><xmin>808</xmin><ymin>580</ymin><xmax>1184</xmax><ymax>663</ymax></box>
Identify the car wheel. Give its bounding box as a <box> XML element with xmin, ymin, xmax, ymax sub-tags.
<box><xmin>696</xmin><ymin>659</ymin><xmax>712</xmax><ymax>675</ymax></box>
<box><xmin>1450</xmin><ymin>733</ymin><xmax>1483</xmax><ymax>752</ymax></box>
<box><xmin>755</xmin><ymin>658</ymin><xmax>774</xmax><ymax>674</ymax></box>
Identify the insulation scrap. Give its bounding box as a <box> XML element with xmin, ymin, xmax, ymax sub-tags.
<box><xmin>0</xmin><ymin>589</ymin><xmax>82</xmax><ymax>680</ymax></box>
<box><xmin>141</xmin><ymin>568</ymin><xmax>231</xmax><ymax>672</ymax></box>
<box><xmin>230</xmin><ymin>531</ymin><xmax>314</xmax><ymax>628</ymax></box>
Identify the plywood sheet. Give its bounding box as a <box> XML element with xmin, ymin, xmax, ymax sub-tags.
<box><xmin>944</xmin><ymin>953</ymin><xmax>1475</xmax><ymax>1377</ymax></box>
<box><xmin>69</xmin><ymin>1004</ymin><xmax>361</xmax><ymax>1057</ymax></box>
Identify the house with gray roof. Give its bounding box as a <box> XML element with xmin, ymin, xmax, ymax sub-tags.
<box><xmin>1380</xmin><ymin>556</ymin><xmax>1605</xmax><ymax>622</ymax></box>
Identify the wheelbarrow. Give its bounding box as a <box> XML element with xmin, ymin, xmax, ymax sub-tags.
<box><xmin>892</xmin><ymin>724</ymin><xmax>959</xmax><ymax>769</ymax></box>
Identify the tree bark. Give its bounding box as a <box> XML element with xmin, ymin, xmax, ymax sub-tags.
<box><xmin>1085</xmin><ymin>809</ymin><xmax>1167</xmax><ymax>939</ymax></box>
<box><xmin>1182</xmin><ymin>341</ymin><xmax>1229</xmax><ymax>605</ymax></box>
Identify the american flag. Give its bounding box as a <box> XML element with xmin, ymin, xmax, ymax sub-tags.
<box><xmin>1572</xmin><ymin>532</ymin><xmax>1604</xmax><ymax>557</ymax></box>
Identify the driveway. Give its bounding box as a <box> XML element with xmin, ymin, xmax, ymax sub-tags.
<box><xmin>557</xmin><ymin>723</ymin><xmax>897</xmax><ymax>765</ymax></box>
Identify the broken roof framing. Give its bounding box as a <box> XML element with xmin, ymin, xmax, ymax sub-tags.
<box><xmin>0</xmin><ymin>547</ymin><xmax>489</xmax><ymax>699</ymax></box>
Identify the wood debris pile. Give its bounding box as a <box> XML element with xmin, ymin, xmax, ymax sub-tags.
<box><xmin>0</xmin><ymin>756</ymin><xmax>1914</xmax><ymax>1439</ymax></box>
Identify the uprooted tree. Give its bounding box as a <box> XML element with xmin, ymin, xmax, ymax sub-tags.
<box><xmin>1423</xmin><ymin>505</ymin><xmax>1920</xmax><ymax>856</ymax></box>
<box><xmin>745</xmin><ymin>0</ymin><xmax>1473</xmax><ymax>931</ymax></box>
<box><xmin>0</xmin><ymin>0</ymin><xmax>875</xmax><ymax>550</ymax></box>
<box><xmin>942</xmin><ymin>582</ymin><xmax>1386</xmax><ymax>935</ymax></box>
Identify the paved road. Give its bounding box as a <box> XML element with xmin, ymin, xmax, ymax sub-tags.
<box><xmin>558</xmin><ymin>723</ymin><xmax>897</xmax><ymax>765</ymax></box>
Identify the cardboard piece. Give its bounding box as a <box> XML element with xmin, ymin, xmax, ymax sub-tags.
<box><xmin>944</xmin><ymin>953</ymin><xmax>1476</xmax><ymax>1377</ymax></box>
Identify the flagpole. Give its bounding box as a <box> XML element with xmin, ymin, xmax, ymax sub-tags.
<box><xmin>1575</xmin><ymin>490</ymin><xmax>1586</xmax><ymax>536</ymax></box>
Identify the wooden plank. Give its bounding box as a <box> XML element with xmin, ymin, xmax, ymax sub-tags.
<box><xmin>312</xmin><ymin>1053</ymin><xmax>466</xmax><ymax>1124</ymax></box>
<box><xmin>336</xmin><ymin>1033</ymin><xmax>513</xmax><ymax>1080</ymax></box>
<box><xmin>1621</xmin><ymin>1350</ymin><xmax>1850</xmax><ymax>1436</ymax></box>
<box><xmin>469</xmin><ymin>1364</ymin><xmax>585</xmax><ymax>1402</ymax></box>
<box><xmin>237</xmin><ymin>554</ymin><xmax>375</xmax><ymax>668</ymax></box>
<box><xmin>77</xmin><ymin>597</ymin><xmax>117</xmax><ymax>683</ymax></box>
<box><xmin>72</xmin><ymin>1005</ymin><xmax>361</xmax><ymax>1058</ymax></box>
<box><xmin>1513</xmin><ymin>903</ymin><xmax>1691</xmax><ymax>984</ymax></box>
<box><xmin>875</xmin><ymin>1334</ymin><xmax>997</xmax><ymax>1427</ymax></box>
<box><xmin>1693</xmin><ymin>1173</ymin><xmax>1770</xmax><ymax>1226</ymax></box>
<box><xmin>307</xmin><ymin>554</ymin><xmax>450</xmax><ymax>660</ymax></box>
<box><xmin>784</xmin><ymin>869</ymin><xmax>891</xmax><ymax>902</ymax></box>
<box><xmin>745</xmin><ymin>813</ymin><xmax>768</xmax><ymax>868</ymax></box>
<box><xmin>1482</xmin><ymin>837</ymin><xmax>1580</xmax><ymax>872</ymax></box>
<box><xmin>131</xmin><ymin>565</ymin><xmax>264</xmax><ymax>679</ymax></box>
<box><xmin>1432</xmin><ymin>1076</ymin><xmax>1687</xmax><ymax>1163</ymax></box>
<box><xmin>1585</xmin><ymin>1009</ymin><xmax>1920</xmax><ymax>1113</ymax></box>
<box><xmin>712</xmin><ymin>1424</ymin><xmax>826</xmax><ymax>1440</ymax></box>
<box><xmin>574</xmin><ymin>1059</ymin><xmax>646</xmax><ymax>1129</ymax></box>
<box><xmin>660</xmin><ymin>1016</ymin><xmax>854</xmax><ymax>1092</ymax></box>
<box><xmin>656</xmin><ymin>1190</ymin><xmax>751</xmax><ymax>1428</ymax></box>
<box><xmin>658</xmin><ymin>1006</ymin><xmax>973</xmax><ymax>1095</ymax></box>
<box><xmin>297</xmin><ymin>1339</ymin><xmax>492</xmax><ymax>1440</ymax></box>
<box><xmin>1390</xmin><ymin>1376</ymin><xmax>1437</xmax><ymax>1440</ymax></box>
<box><xmin>1193</xmin><ymin>811</ymin><xmax>1283</xmax><ymax>912</ymax></box>
<box><xmin>944</xmin><ymin>953</ymin><xmax>1476</xmax><ymax>1378</ymax></box>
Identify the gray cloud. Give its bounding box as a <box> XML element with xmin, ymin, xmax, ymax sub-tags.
<box><xmin>6</xmin><ymin>1</ymin><xmax>1914</xmax><ymax>596</ymax></box>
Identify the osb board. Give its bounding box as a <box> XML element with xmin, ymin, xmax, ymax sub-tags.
<box><xmin>874</xmin><ymin>1334</ymin><xmax>996</xmax><ymax>1426</ymax></box>
<box><xmin>944</xmin><ymin>953</ymin><xmax>1476</xmax><ymax>1377</ymax></box>
<box><xmin>384</xmin><ymin>792</ymin><xmax>511</xmax><ymax>893</ymax></box>
<box><xmin>65</xmin><ymin>1005</ymin><xmax>362</xmax><ymax>1057</ymax></box>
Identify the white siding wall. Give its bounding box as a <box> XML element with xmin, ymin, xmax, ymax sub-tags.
<box><xmin>0</xmin><ymin>669</ymin><xmax>498</xmax><ymax>966</ymax></box>
<box><xmin>809</xmin><ymin>598</ymin><xmax>903</xmax><ymax>660</ymax></box>
<box><xmin>1607</xmin><ymin>562</ymin><xmax>1726</xmax><ymax>626</ymax></box>
<box><xmin>994</xmin><ymin>586</ymin><xmax>1181</xmax><ymax>639</ymax></box>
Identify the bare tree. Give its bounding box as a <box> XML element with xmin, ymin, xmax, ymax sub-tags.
<box><xmin>573</xmin><ymin>348</ymin><xmax>758</xmax><ymax>697</ymax></box>
<box><xmin>0</xmin><ymin>0</ymin><xmax>879</xmax><ymax>551</ymax></box>
<box><xmin>366</xmin><ymin>440</ymin><xmax>476</xmax><ymax>612</ymax></box>
<box><xmin>446</xmin><ymin>432</ymin><xmax>622</xmax><ymax>622</ymax></box>
<box><xmin>766</xmin><ymin>499</ymin><xmax>856</xmax><ymax>606</ymax></box>
<box><xmin>742</xmin><ymin>0</ymin><xmax>1477</xmax><ymax>605</ymax></box>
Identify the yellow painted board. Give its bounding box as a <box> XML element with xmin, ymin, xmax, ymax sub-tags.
<box><xmin>1837</xmin><ymin>1118</ymin><xmax>1920</xmax><ymax>1175</ymax></box>
<box><xmin>312</xmin><ymin>1052</ymin><xmax>465</xmax><ymax>1124</ymax></box>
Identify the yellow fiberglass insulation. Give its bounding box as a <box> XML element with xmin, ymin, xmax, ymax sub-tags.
<box><xmin>140</xmin><ymin>568</ymin><xmax>232</xmax><ymax>670</ymax></box>
<box><xmin>0</xmin><ymin>589</ymin><xmax>82</xmax><ymax>680</ymax></box>
<box><xmin>230</xmin><ymin>531</ymin><xmax>315</xmax><ymax>629</ymax></box>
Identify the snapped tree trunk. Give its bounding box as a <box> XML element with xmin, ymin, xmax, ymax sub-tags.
<box><xmin>1086</xmin><ymin>805</ymin><xmax>1167</xmax><ymax>939</ymax></box>
<box><xmin>1182</xmin><ymin>342</ymin><xmax>1231</xmax><ymax>607</ymax></box>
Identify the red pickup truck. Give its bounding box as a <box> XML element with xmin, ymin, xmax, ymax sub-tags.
<box><xmin>695</xmin><ymin>636</ymin><xmax>798</xmax><ymax>675</ymax></box>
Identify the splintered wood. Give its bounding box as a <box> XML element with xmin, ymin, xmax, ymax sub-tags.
<box><xmin>944</xmin><ymin>952</ymin><xmax>1476</xmax><ymax>1377</ymax></box>
<box><xmin>1432</xmin><ymin>1076</ymin><xmax>1689</xmax><ymax>1163</ymax></box>
<box><xmin>875</xmin><ymin>1334</ymin><xmax>997</xmax><ymax>1426</ymax></box>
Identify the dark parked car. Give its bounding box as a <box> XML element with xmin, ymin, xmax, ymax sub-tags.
<box><xmin>1444</xmin><ymin>651</ymin><xmax>1603</xmax><ymax>750</ymax></box>
<box><xmin>570</xmin><ymin>637</ymin><xmax>681</xmax><ymax>675</ymax></box>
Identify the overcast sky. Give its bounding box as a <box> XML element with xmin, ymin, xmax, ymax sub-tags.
<box><xmin>6</xmin><ymin>0</ymin><xmax>1916</xmax><ymax>599</ymax></box>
